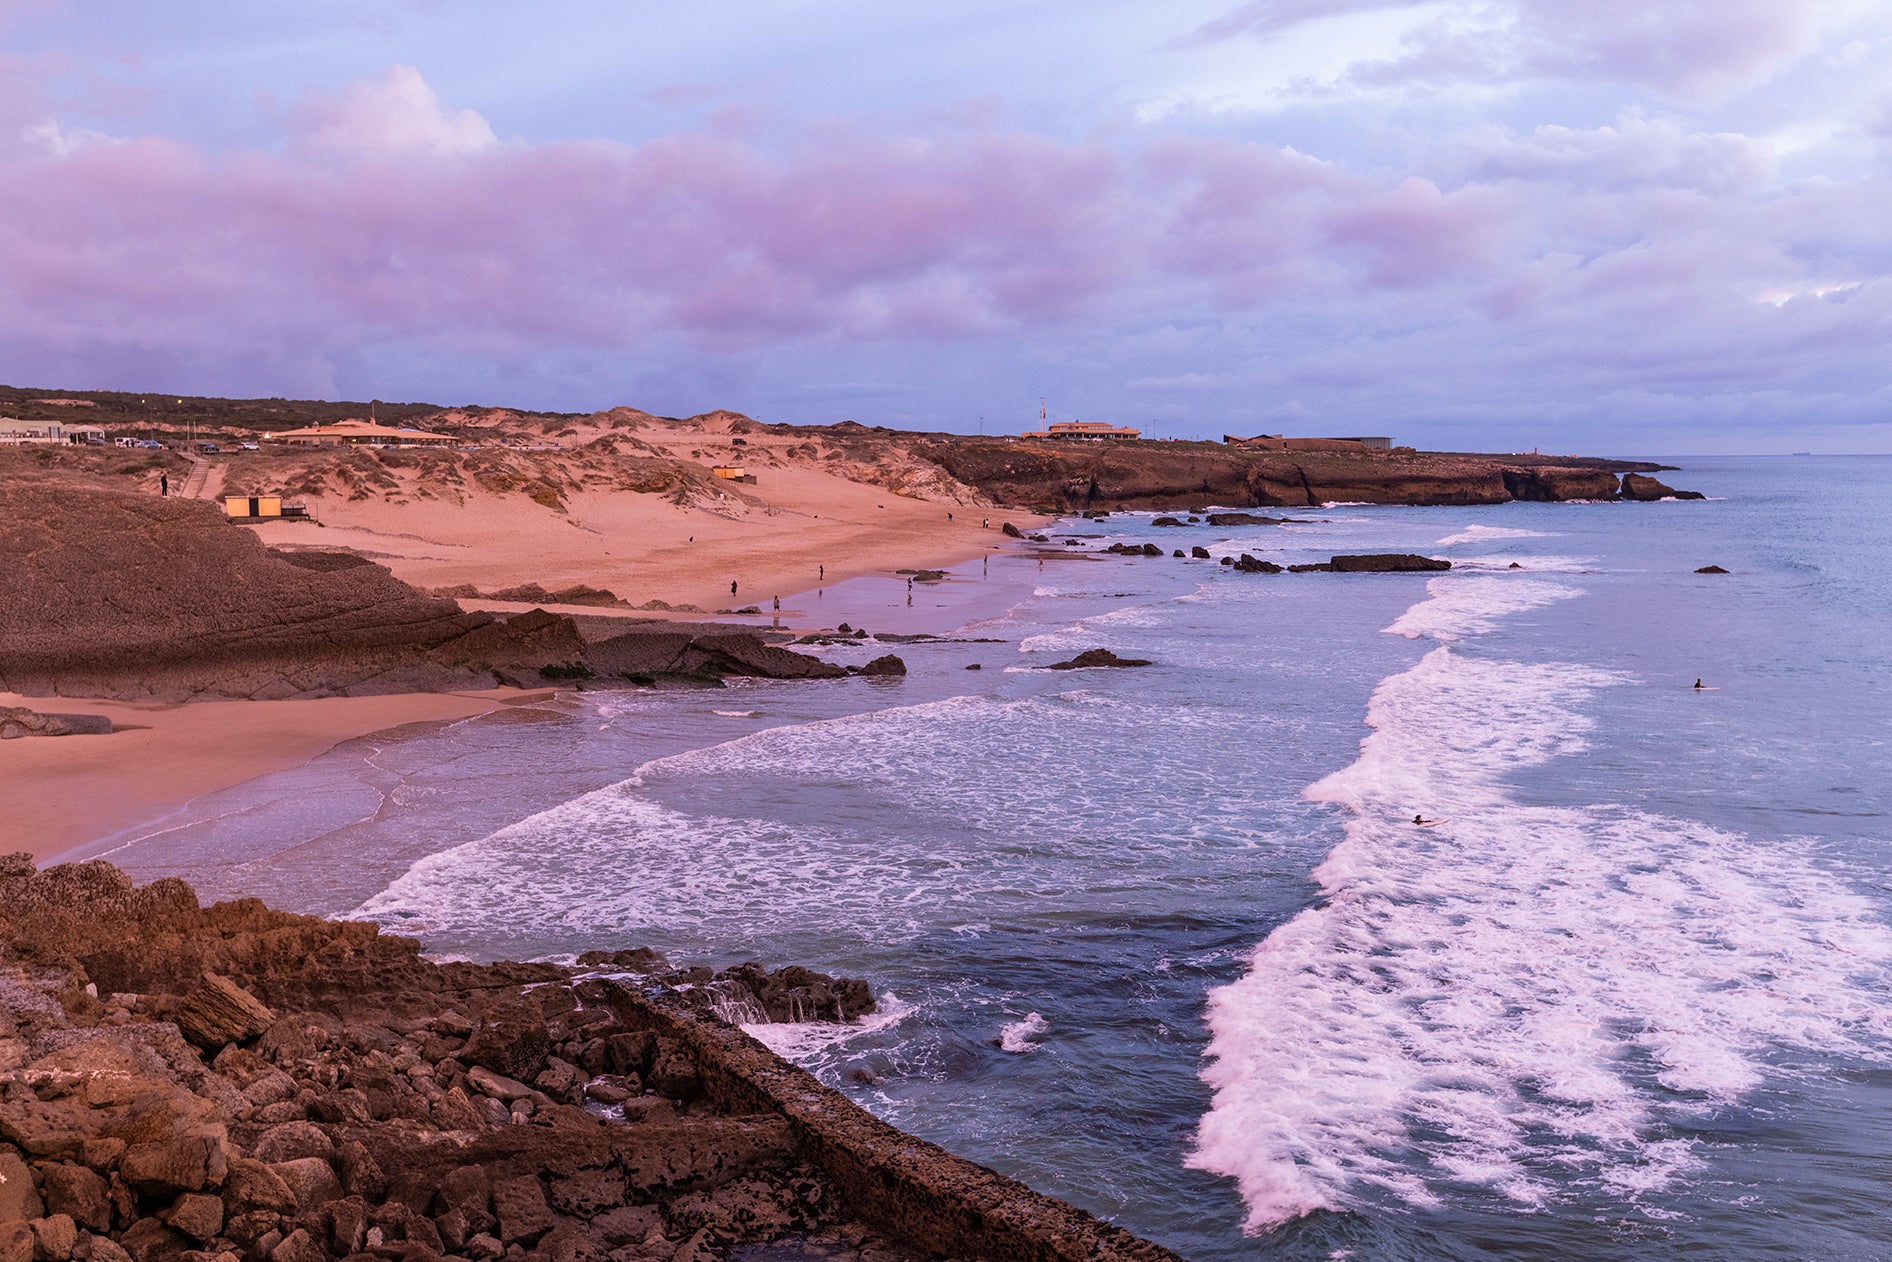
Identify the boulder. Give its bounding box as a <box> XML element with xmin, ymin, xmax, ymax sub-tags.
<box><xmin>251</xmin><ymin>1124</ymin><xmax>331</xmax><ymax>1166</ymax></box>
<box><xmin>851</xmin><ymin>655</ymin><xmax>906</xmax><ymax>677</ymax></box>
<box><xmin>1190</xmin><ymin>546</ymin><xmax>1210</xmax><ymax>559</ymax></box>
<box><xmin>1695</xmin><ymin>564</ymin><xmax>1729</xmax><ymax>574</ymax></box>
<box><xmin>118</xmin><ymin>1137</ymin><xmax>224</xmax><ymax>1198</ymax></box>
<box><xmin>1000</xmin><ymin>522</ymin><xmax>1023</xmax><ymax>538</ymax></box>
<box><xmin>0</xmin><ymin>1224</ymin><xmax>31</xmax><ymax>1262</ymax></box>
<box><xmin>219</xmin><ymin>1159</ymin><xmax>297</xmax><ymax>1218</ymax></box>
<box><xmin>266</xmin><ymin>1227</ymin><xmax>323</xmax><ymax>1262</ymax></box>
<box><xmin>267</xmin><ymin>1160</ymin><xmax>341</xmax><ymax>1214</ymax></box>
<box><xmin>462</xmin><ymin>1003</ymin><xmax>550</xmax><ymax>1083</ymax></box>
<box><xmin>490</xmin><ymin>1177</ymin><xmax>552</xmax><ymax>1246</ymax></box>
<box><xmin>1150</xmin><ymin>517</ymin><xmax>1185</xmax><ymax>527</ymax></box>
<box><xmin>1205</xmin><ymin>512</ymin><xmax>1282</xmax><ymax>526</ymax></box>
<box><xmin>0</xmin><ymin>1153</ymin><xmax>43</xmax><ymax>1223</ymax></box>
<box><xmin>173</xmin><ymin>975</ymin><xmax>275</xmax><ymax>1050</ymax></box>
<box><xmin>465</xmin><ymin>1067</ymin><xmax>533</xmax><ymax>1102</ymax></box>
<box><xmin>1231</xmin><ymin>554</ymin><xmax>1282</xmax><ymax>574</ymax></box>
<box><xmin>162</xmin><ymin>1195</ymin><xmax>223</xmax><ymax>1244</ymax></box>
<box><xmin>1045</xmin><ymin>649</ymin><xmax>1153</xmax><ymax>670</ymax></box>
<box><xmin>39</xmin><ymin>1167</ymin><xmax>109</xmax><ymax>1233</ymax></box>
<box><xmin>32</xmin><ymin>1214</ymin><xmax>77</xmax><ymax>1262</ymax></box>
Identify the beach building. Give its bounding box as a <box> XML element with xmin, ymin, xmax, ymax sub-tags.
<box><xmin>0</xmin><ymin>419</ymin><xmax>108</xmax><ymax>445</ymax></box>
<box><xmin>711</xmin><ymin>464</ymin><xmax>758</xmax><ymax>484</ymax></box>
<box><xmin>263</xmin><ymin>418</ymin><xmax>457</xmax><ymax>447</ymax></box>
<box><xmin>1021</xmin><ymin>420</ymin><xmax>1142</xmax><ymax>441</ymax></box>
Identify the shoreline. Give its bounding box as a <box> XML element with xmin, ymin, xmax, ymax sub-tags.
<box><xmin>5</xmin><ymin>534</ymin><xmax>1056</xmax><ymax>867</ymax></box>
<box><xmin>2</xmin><ymin>687</ymin><xmax>547</xmax><ymax>864</ymax></box>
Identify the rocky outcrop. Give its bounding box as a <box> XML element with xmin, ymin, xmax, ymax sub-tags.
<box><xmin>1695</xmin><ymin>565</ymin><xmax>1729</xmax><ymax>574</ymax></box>
<box><xmin>1289</xmin><ymin>554</ymin><xmax>1452</xmax><ymax>573</ymax></box>
<box><xmin>1204</xmin><ymin>512</ymin><xmax>1286</xmax><ymax>526</ymax></box>
<box><xmin>0</xmin><ymin>484</ymin><xmax>847</xmax><ymax>700</ymax></box>
<box><xmin>429</xmin><ymin>583</ymin><xmax>630</xmax><ymax>608</ymax></box>
<box><xmin>0</xmin><ymin>858</ymin><xmax>1182</xmax><ymax>1262</ymax></box>
<box><xmin>850</xmin><ymin>655</ymin><xmax>907</xmax><ymax>678</ymax></box>
<box><xmin>922</xmin><ymin>437</ymin><xmax>1689</xmax><ymax>510</ymax></box>
<box><xmin>0</xmin><ymin>708</ymin><xmax>112</xmax><ymax>739</ymax></box>
<box><xmin>585</xmin><ymin>630</ymin><xmax>847</xmax><ymax>683</ymax></box>
<box><xmin>1044</xmin><ymin>649</ymin><xmax>1153</xmax><ymax>670</ymax></box>
<box><xmin>1621</xmin><ymin>473</ymin><xmax>1706</xmax><ymax>501</ymax></box>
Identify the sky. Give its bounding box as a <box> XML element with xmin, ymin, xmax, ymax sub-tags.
<box><xmin>2</xmin><ymin>2</ymin><xmax>1891</xmax><ymax>452</ymax></box>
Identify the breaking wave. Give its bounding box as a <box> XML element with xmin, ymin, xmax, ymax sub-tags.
<box><xmin>1191</xmin><ymin>575</ymin><xmax>1892</xmax><ymax>1232</ymax></box>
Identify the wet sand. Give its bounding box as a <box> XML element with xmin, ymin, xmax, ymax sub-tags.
<box><xmin>1</xmin><ymin>688</ymin><xmax>543</xmax><ymax>862</ymax></box>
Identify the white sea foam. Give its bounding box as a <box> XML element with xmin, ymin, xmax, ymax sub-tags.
<box><xmin>742</xmin><ymin>993</ymin><xmax>915</xmax><ymax>1060</ymax></box>
<box><xmin>352</xmin><ymin>688</ymin><xmax>1283</xmax><ymax>952</ymax></box>
<box><xmin>1192</xmin><ymin>596</ymin><xmax>1892</xmax><ymax>1232</ymax></box>
<box><xmin>1436</xmin><ymin>524</ymin><xmax>1556</xmax><ymax>546</ymax></box>
<box><xmin>998</xmin><ymin>1012</ymin><xmax>1051</xmax><ymax>1053</ymax></box>
<box><xmin>1382</xmin><ymin>575</ymin><xmax>1577</xmax><ymax>642</ymax></box>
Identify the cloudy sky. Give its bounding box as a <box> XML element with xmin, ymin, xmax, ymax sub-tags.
<box><xmin>3</xmin><ymin>1</ymin><xmax>1890</xmax><ymax>451</ymax></box>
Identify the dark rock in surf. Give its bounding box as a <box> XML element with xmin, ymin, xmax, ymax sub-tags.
<box><xmin>1191</xmin><ymin>546</ymin><xmax>1210</xmax><ymax>559</ymax></box>
<box><xmin>1151</xmin><ymin>517</ymin><xmax>1185</xmax><ymax>527</ymax></box>
<box><xmin>1001</xmin><ymin>521</ymin><xmax>1024</xmax><ymax>538</ymax></box>
<box><xmin>852</xmin><ymin>655</ymin><xmax>907</xmax><ymax>677</ymax></box>
<box><xmin>1695</xmin><ymin>564</ymin><xmax>1729</xmax><ymax>574</ymax></box>
<box><xmin>1308</xmin><ymin>554</ymin><xmax>1452</xmax><ymax>573</ymax></box>
<box><xmin>1205</xmin><ymin>512</ymin><xmax>1284</xmax><ymax>526</ymax></box>
<box><xmin>1231</xmin><ymin>554</ymin><xmax>1283</xmax><ymax>574</ymax></box>
<box><xmin>1045</xmin><ymin>649</ymin><xmax>1153</xmax><ymax>670</ymax></box>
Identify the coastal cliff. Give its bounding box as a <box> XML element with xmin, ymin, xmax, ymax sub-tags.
<box><xmin>913</xmin><ymin>438</ymin><xmax>1685</xmax><ymax>511</ymax></box>
<box><xmin>0</xmin><ymin>858</ymin><xmax>1181</xmax><ymax>1262</ymax></box>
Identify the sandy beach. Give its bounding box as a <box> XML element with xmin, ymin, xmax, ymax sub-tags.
<box><xmin>0</xmin><ymin>688</ymin><xmax>544</xmax><ymax>863</ymax></box>
<box><xmin>244</xmin><ymin>425</ymin><xmax>1030</xmax><ymax>617</ymax></box>
<box><xmin>5</xmin><ymin>421</ymin><xmax>1049</xmax><ymax>863</ymax></box>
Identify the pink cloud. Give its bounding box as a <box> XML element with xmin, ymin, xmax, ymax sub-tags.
<box><xmin>0</xmin><ymin>62</ymin><xmax>1888</xmax><ymax>437</ymax></box>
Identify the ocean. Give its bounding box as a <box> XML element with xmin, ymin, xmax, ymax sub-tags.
<box><xmin>87</xmin><ymin>455</ymin><xmax>1892</xmax><ymax>1261</ymax></box>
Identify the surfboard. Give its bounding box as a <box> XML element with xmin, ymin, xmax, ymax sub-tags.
<box><xmin>1413</xmin><ymin>818</ymin><xmax>1450</xmax><ymax>828</ymax></box>
<box><xmin>1691</xmin><ymin>686</ymin><xmax>1721</xmax><ymax>691</ymax></box>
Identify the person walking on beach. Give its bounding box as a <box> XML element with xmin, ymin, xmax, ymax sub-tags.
<box><xmin>773</xmin><ymin>596</ymin><xmax>780</xmax><ymax>611</ymax></box>
<box><xmin>731</xmin><ymin>580</ymin><xmax>738</xmax><ymax>596</ymax></box>
<box><xmin>819</xmin><ymin>564</ymin><xmax>824</xmax><ymax>580</ymax></box>
<box><xmin>160</xmin><ymin>472</ymin><xmax>168</xmax><ymax>497</ymax></box>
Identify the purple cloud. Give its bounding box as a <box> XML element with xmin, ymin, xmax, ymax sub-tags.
<box><xmin>0</xmin><ymin>60</ymin><xmax>1888</xmax><ymax>446</ymax></box>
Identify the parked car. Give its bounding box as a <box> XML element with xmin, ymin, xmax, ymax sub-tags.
<box><xmin>196</xmin><ymin>442</ymin><xmax>220</xmax><ymax>453</ymax></box>
<box><xmin>238</xmin><ymin>442</ymin><xmax>260</xmax><ymax>450</ymax></box>
<box><xmin>136</xmin><ymin>439</ymin><xmax>163</xmax><ymax>448</ymax></box>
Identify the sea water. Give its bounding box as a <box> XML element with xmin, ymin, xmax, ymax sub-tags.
<box><xmin>89</xmin><ymin>456</ymin><xmax>1892</xmax><ymax>1261</ymax></box>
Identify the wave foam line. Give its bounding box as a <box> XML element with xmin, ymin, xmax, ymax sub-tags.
<box><xmin>1189</xmin><ymin>646</ymin><xmax>1892</xmax><ymax>1231</ymax></box>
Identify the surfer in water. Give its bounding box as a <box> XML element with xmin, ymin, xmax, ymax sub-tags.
<box><xmin>1694</xmin><ymin>678</ymin><xmax>1705</xmax><ymax>689</ymax></box>
<box><xmin>1413</xmin><ymin>814</ymin><xmax>1430</xmax><ymax>825</ymax></box>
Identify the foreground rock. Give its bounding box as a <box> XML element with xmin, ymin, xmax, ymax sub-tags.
<box><xmin>0</xmin><ymin>858</ymin><xmax>1182</xmax><ymax>1262</ymax></box>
